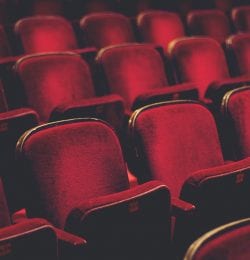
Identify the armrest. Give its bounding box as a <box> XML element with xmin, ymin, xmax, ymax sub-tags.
<box><xmin>206</xmin><ymin>76</ymin><xmax>250</xmax><ymax>104</ymax></box>
<box><xmin>171</xmin><ymin>197</ymin><xmax>196</xmax><ymax>218</ymax></box>
<box><xmin>50</xmin><ymin>94</ymin><xmax>125</xmax><ymax>130</ymax></box>
<box><xmin>132</xmin><ymin>83</ymin><xmax>199</xmax><ymax>110</ymax></box>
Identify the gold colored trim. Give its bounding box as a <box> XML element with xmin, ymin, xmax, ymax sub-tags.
<box><xmin>184</xmin><ymin>218</ymin><xmax>250</xmax><ymax>260</ymax></box>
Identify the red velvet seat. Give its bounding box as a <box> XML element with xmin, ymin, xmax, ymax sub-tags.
<box><xmin>16</xmin><ymin>118</ymin><xmax>172</xmax><ymax>260</ymax></box>
<box><xmin>14</xmin><ymin>52</ymin><xmax>124</xmax><ymax>132</ymax></box>
<box><xmin>221</xmin><ymin>86</ymin><xmax>250</xmax><ymax>160</ymax></box>
<box><xmin>169</xmin><ymin>37</ymin><xmax>250</xmax><ymax>102</ymax></box>
<box><xmin>185</xmin><ymin>218</ymin><xmax>250</xmax><ymax>260</ymax></box>
<box><xmin>129</xmin><ymin>100</ymin><xmax>250</xmax><ymax>250</ymax></box>
<box><xmin>80</xmin><ymin>12</ymin><xmax>135</xmax><ymax>49</ymax></box>
<box><xmin>137</xmin><ymin>10</ymin><xmax>185</xmax><ymax>52</ymax></box>
<box><xmin>187</xmin><ymin>9</ymin><xmax>231</xmax><ymax>44</ymax></box>
<box><xmin>96</xmin><ymin>43</ymin><xmax>198</xmax><ymax>111</ymax></box>
<box><xmin>226</xmin><ymin>33</ymin><xmax>250</xmax><ymax>77</ymax></box>
<box><xmin>232</xmin><ymin>5</ymin><xmax>250</xmax><ymax>32</ymax></box>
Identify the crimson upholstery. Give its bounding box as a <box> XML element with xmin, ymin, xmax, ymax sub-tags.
<box><xmin>221</xmin><ymin>86</ymin><xmax>250</xmax><ymax>160</ymax></box>
<box><xmin>137</xmin><ymin>11</ymin><xmax>185</xmax><ymax>52</ymax></box>
<box><xmin>187</xmin><ymin>10</ymin><xmax>231</xmax><ymax>44</ymax></box>
<box><xmin>15</xmin><ymin>52</ymin><xmax>124</xmax><ymax>131</ymax></box>
<box><xmin>80</xmin><ymin>12</ymin><xmax>135</xmax><ymax>49</ymax></box>
<box><xmin>185</xmin><ymin>218</ymin><xmax>250</xmax><ymax>260</ymax></box>
<box><xmin>129</xmin><ymin>101</ymin><xmax>250</xmax><ymax>242</ymax></box>
<box><xmin>14</xmin><ymin>16</ymin><xmax>78</xmax><ymax>54</ymax></box>
<box><xmin>226</xmin><ymin>33</ymin><xmax>250</xmax><ymax>76</ymax></box>
<box><xmin>0</xmin><ymin>25</ymin><xmax>11</xmax><ymax>57</ymax></box>
<box><xmin>232</xmin><ymin>5</ymin><xmax>250</xmax><ymax>32</ymax></box>
<box><xmin>16</xmin><ymin>118</ymin><xmax>172</xmax><ymax>259</ymax></box>
<box><xmin>97</xmin><ymin>43</ymin><xmax>198</xmax><ymax>110</ymax></box>
<box><xmin>215</xmin><ymin>0</ymin><xmax>233</xmax><ymax>12</ymax></box>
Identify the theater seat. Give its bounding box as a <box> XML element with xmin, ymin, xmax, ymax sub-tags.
<box><xmin>96</xmin><ymin>43</ymin><xmax>198</xmax><ymax>111</ymax></box>
<box><xmin>137</xmin><ymin>10</ymin><xmax>185</xmax><ymax>52</ymax></box>
<box><xmin>16</xmin><ymin>118</ymin><xmax>172</xmax><ymax>260</ymax></box>
<box><xmin>80</xmin><ymin>12</ymin><xmax>135</xmax><ymax>49</ymax></box>
<box><xmin>169</xmin><ymin>37</ymin><xmax>250</xmax><ymax>103</ymax></box>
<box><xmin>187</xmin><ymin>9</ymin><xmax>231</xmax><ymax>44</ymax></box>
<box><xmin>14</xmin><ymin>52</ymin><xmax>124</xmax><ymax>132</ymax></box>
<box><xmin>232</xmin><ymin>5</ymin><xmax>250</xmax><ymax>32</ymax></box>
<box><xmin>129</xmin><ymin>100</ymin><xmax>250</xmax><ymax>252</ymax></box>
<box><xmin>184</xmin><ymin>218</ymin><xmax>250</xmax><ymax>260</ymax></box>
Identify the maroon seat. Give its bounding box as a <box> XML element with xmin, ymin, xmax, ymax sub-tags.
<box><xmin>80</xmin><ymin>12</ymin><xmax>135</xmax><ymax>49</ymax></box>
<box><xmin>16</xmin><ymin>118</ymin><xmax>172</xmax><ymax>260</ymax></box>
<box><xmin>137</xmin><ymin>10</ymin><xmax>185</xmax><ymax>52</ymax></box>
<box><xmin>169</xmin><ymin>37</ymin><xmax>250</xmax><ymax>102</ymax></box>
<box><xmin>96</xmin><ymin>43</ymin><xmax>198</xmax><ymax>111</ymax></box>
<box><xmin>14</xmin><ymin>52</ymin><xmax>124</xmax><ymax>132</ymax></box>
<box><xmin>232</xmin><ymin>5</ymin><xmax>250</xmax><ymax>32</ymax></box>
<box><xmin>129</xmin><ymin>100</ymin><xmax>250</xmax><ymax>250</ymax></box>
<box><xmin>226</xmin><ymin>33</ymin><xmax>250</xmax><ymax>77</ymax></box>
<box><xmin>184</xmin><ymin>218</ymin><xmax>250</xmax><ymax>260</ymax></box>
<box><xmin>187</xmin><ymin>9</ymin><xmax>231</xmax><ymax>44</ymax></box>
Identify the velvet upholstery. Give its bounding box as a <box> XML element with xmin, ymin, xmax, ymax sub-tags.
<box><xmin>66</xmin><ymin>180</ymin><xmax>171</xmax><ymax>260</ymax></box>
<box><xmin>16</xmin><ymin>119</ymin><xmax>130</xmax><ymax>228</ymax></box>
<box><xmin>169</xmin><ymin>37</ymin><xmax>230</xmax><ymax>98</ymax></box>
<box><xmin>226</xmin><ymin>33</ymin><xmax>250</xmax><ymax>76</ymax></box>
<box><xmin>14</xmin><ymin>16</ymin><xmax>78</xmax><ymax>54</ymax></box>
<box><xmin>221</xmin><ymin>86</ymin><xmax>250</xmax><ymax>159</ymax></box>
<box><xmin>137</xmin><ymin>11</ymin><xmax>185</xmax><ymax>51</ymax></box>
<box><xmin>185</xmin><ymin>218</ymin><xmax>250</xmax><ymax>260</ymax></box>
<box><xmin>15</xmin><ymin>53</ymin><xmax>95</xmax><ymax>122</ymax></box>
<box><xmin>0</xmin><ymin>25</ymin><xmax>11</xmax><ymax>57</ymax></box>
<box><xmin>80</xmin><ymin>12</ymin><xmax>135</xmax><ymax>49</ymax></box>
<box><xmin>232</xmin><ymin>6</ymin><xmax>250</xmax><ymax>32</ymax></box>
<box><xmin>187</xmin><ymin>10</ymin><xmax>231</xmax><ymax>44</ymax></box>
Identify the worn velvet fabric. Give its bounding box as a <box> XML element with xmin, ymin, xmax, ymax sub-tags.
<box><xmin>232</xmin><ymin>6</ymin><xmax>250</xmax><ymax>32</ymax></box>
<box><xmin>80</xmin><ymin>12</ymin><xmax>135</xmax><ymax>49</ymax></box>
<box><xmin>15</xmin><ymin>53</ymin><xmax>95</xmax><ymax>122</ymax></box>
<box><xmin>15</xmin><ymin>16</ymin><xmax>78</xmax><ymax>54</ymax></box>
<box><xmin>130</xmin><ymin>102</ymin><xmax>224</xmax><ymax>197</ymax></box>
<box><xmin>137</xmin><ymin>10</ymin><xmax>185</xmax><ymax>51</ymax></box>
<box><xmin>169</xmin><ymin>37</ymin><xmax>230</xmax><ymax>98</ymax></box>
<box><xmin>97</xmin><ymin>44</ymin><xmax>169</xmax><ymax>110</ymax></box>
<box><xmin>17</xmin><ymin>119</ymin><xmax>129</xmax><ymax>228</ymax></box>
<box><xmin>187</xmin><ymin>10</ymin><xmax>231</xmax><ymax>44</ymax></box>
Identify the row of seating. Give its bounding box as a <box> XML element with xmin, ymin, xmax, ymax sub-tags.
<box><xmin>0</xmin><ymin>0</ymin><xmax>249</xmax><ymax>23</ymax></box>
<box><xmin>2</xmin><ymin>7</ymin><xmax>250</xmax><ymax>57</ymax></box>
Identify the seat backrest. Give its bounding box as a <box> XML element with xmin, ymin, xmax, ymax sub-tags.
<box><xmin>15</xmin><ymin>52</ymin><xmax>95</xmax><ymax>122</ymax></box>
<box><xmin>129</xmin><ymin>101</ymin><xmax>224</xmax><ymax>197</ymax></box>
<box><xmin>137</xmin><ymin>10</ymin><xmax>185</xmax><ymax>51</ymax></box>
<box><xmin>221</xmin><ymin>86</ymin><xmax>250</xmax><ymax>159</ymax></box>
<box><xmin>232</xmin><ymin>5</ymin><xmax>250</xmax><ymax>32</ymax></box>
<box><xmin>187</xmin><ymin>9</ymin><xmax>231</xmax><ymax>44</ymax></box>
<box><xmin>96</xmin><ymin>44</ymin><xmax>169</xmax><ymax>109</ymax></box>
<box><xmin>169</xmin><ymin>37</ymin><xmax>230</xmax><ymax>98</ymax></box>
<box><xmin>16</xmin><ymin>119</ymin><xmax>130</xmax><ymax>228</ymax></box>
<box><xmin>14</xmin><ymin>16</ymin><xmax>78</xmax><ymax>54</ymax></box>
<box><xmin>184</xmin><ymin>218</ymin><xmax>250</xmax><ymax>260</ymax></box>
<box><xmin>226</xmin><ymin>33</ymin><xmax>250</xmax><ymax>76</ymax></box>
<box><xmin>80</xmin><ymin>12</ymin><xmax>135</xmax><ymax>49</ymax></box>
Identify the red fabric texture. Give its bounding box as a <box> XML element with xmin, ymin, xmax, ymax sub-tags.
<box><xmin>15</xmin><ymin>16</ymin><xmax>78</xmax><ymax>54</ymax></box>
<box><xmin>97</xmin><ymin>44</ymin><xmax>169</xmax><ymax>110</ymax></box>
<box><xmin>131</xmin><ymin>101</ymin><xmax>224</xmax><ymax>197</ymax></box>
<box><xmin>169</xmin><ymin>37</ymin><xmax>230</xmax><ymax>98</ymax></box>
<box><xmin>27</xmin><ymin>0</ymin><xmax>63</xmax><ymax>15</ymax></box>
<box><xmin>227</xmin><ymin>33</ymin><xmax>250</xmax><ymax>76</ymax></box>
<box><xmin>224</xmin><ymin>87</ymin><xmax>250</xmax><ymax>159</ymax></box>
<box><xmin>137</xmin><ymin>10</ymin><xmax>185</xmax><ymax>51</ymax></box>
<box><xmin>187</xmin><ymin>9</ymin><xmax>231</xmax><ymax>44</ymax></box>
<box><xmin>15</xmin><ymin>53</ymin><xmax>95</xmax><ymax>122</ymax></box>
<box><xmin>80</xmin><ymin>12</ymin><xmax>135</xmax><ymax>49</ymax></box>
<box><xmin>232</xmin><ymin>6</ymin><xmax>250</xmax><ymax>32</ymax></box>
<box><xmin>192</xmin><ymin>220</ymin><xmax>250</xmax><ymax>260</ymax></box>
<box><xmin>17</xmin><ymin>119</ymin><xmax>129</xmax><ymax>228</ymax></box>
